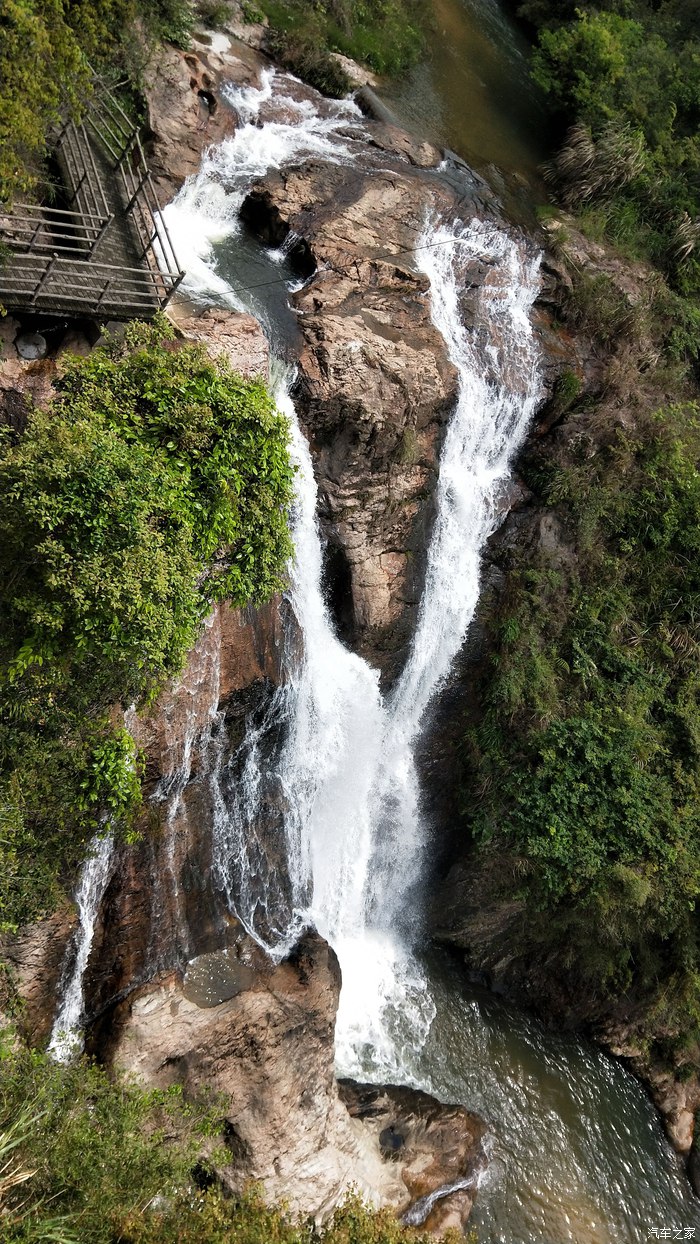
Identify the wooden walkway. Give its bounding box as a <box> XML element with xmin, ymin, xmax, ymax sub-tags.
<box><xmin>0</xmin><ymin>89</ymin><xmax>184</xmax><ymax>321</ymax></box>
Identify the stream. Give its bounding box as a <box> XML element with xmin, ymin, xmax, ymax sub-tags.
<box><xmin>378</xmin><ymin>0</ymin><xmax>551</xmax><ymax>211</ymax></box>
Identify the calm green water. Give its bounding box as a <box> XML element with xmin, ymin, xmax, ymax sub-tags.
<box><xmin>380</xmin><ymin>0</ymin><xmax>550</xmax><ymax>194</ymax></box>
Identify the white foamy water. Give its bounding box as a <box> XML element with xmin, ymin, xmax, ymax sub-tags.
<box><xmin>171</xmin><ymin>70</ymin><xmax>543</xmax><ymax>1080</ymax></box>
<box><xmin>162</xmin><ymin>69</ymin><xmax>361</xmax><ymax>310</ymax></box>
<box><xmin>48</xmin><ymin>829</ymin><xmax>115</xmax><ymax>1062</ymax></box>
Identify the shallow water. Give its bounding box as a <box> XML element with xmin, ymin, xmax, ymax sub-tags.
<box><xmin>379</xmin><ymin>0</ymin><xmax>550</xmax><ymax>192</ymax></box>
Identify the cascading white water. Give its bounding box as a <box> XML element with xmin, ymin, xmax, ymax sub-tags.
<box><xmin>150</xmin><ymin>612</ymin><xmax>222</xmax><ymax>967</ymax></box>
<box><xmin>162</xmin><ymin>69</ymin><xmax>361</xmax><ymax>313</ymax></box>
<box><xmin>333</xmin><ymin>218</ymin><xmax>542</xmax><ymax>1077</ymax></box>
<box><xmin>167</xmin><ymin>68</ymin><xmax>542</xmax><ymax>1080</ymax></box>
<box><xmin>210</xmin><ymin>374</ymin><xmax>385</xmax><ymax>960</ymax></box>
<box><xmin>47</xmin><ymin>828</ymin><xmax>115</xmax><ymax>1063</ymax></box>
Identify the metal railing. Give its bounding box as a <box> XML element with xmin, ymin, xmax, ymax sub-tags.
<box><xmin>86</xmin><ymin>89</ymin><xmax>183</xmax><ymax>296</ymax></box>
<box><xmin>55</xmin><ymin>117</ymin><xmax>112</xmax><ymax>235</ymax></box>
<box><xmin>0</xmin><ymin>203</ymin><xmax>112</xmax><ymax>257</ymax></box>
<box><xmin>0</xmin><ymin>83</ymin><xmax>184</xmax><ymax>319</ymax></box>
<box><xmin>0</xmin><ymin>252</ymin><xmax>173</xmax><ymax>315</ymax></box>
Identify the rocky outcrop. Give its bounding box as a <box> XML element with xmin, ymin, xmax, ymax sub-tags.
<box><xmin>602</xmin><ymin>1023</ymin><xmax>700</xmax><ymax>1158</ymax></box>
<box><xmin>340</xmin><ymin>1081</ymin><xmax>485</xmax><ymax>1233</ymax></box>
<box><xmin>170</xmin><ymin>306</ymin><xmax>269</xmax><ymax>378</ymax></box>
<box><xmin>143</xmin><ymin>35</ymin><xmax>262</xmax><ymax>197</ymax></box>
<box><xmin>0</xmin><ymin>314</ymin><xmax>94</xmax><ymax>435</ymax></box>
<box><xmin>109</xmin><ymin>928</ymin><xmax>485</xmax><ymax>1228</ymax></box>
<box><xmin>241</xmin><ymin>159</ymin><xmax>461</xmax><ymax>676</ymax></box>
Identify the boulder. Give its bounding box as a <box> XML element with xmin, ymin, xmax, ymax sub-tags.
<box><xmin>109</xmin><ymin>929</ymin><xmax>485</xmax><ymax>1225</ymax></box>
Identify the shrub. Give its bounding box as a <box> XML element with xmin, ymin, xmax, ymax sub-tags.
<box><xmin>257</xmin><ymin>0</ymin><xmax>429</xmax><ymax>79</ymax></box>
<box><xmin>197</xmin><ymin>0</ymin><xmax>231</xmax><ymax>28</ymax></box>
<box><xmin>463</xmin><ymin>403</ymin><xmax>700</xmax><ymax>1025</ymax></box>
<box><xmin>526</xmin><ymin>1</ymin><xmax>700</xmax><ymax>296</ymax></box>
<box><xmin>0</xmin><ymin>318</ymin><xmax>293</xmax><ymax>930</ymax></box>
<box><xmin>266</xmin><ymin>29</ymin><xmax>351</xmax><ymax>99</ymax></box>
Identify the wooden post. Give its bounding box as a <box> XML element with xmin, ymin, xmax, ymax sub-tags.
<box><xmin>91</xmin><ymin>214</ymin><xmax>113</xmax><ymax>255</ymax></box>
<box><xmin>28</xmin><ymin>216</ymin><xmax>43</xmax><ymax>252</ymax></box>
<box><xmin>96</xmin><ymin>275</ymin><xmax>115</xmax><ymax>312</ymax></box>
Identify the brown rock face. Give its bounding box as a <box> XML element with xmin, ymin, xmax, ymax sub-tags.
<box><xmin>340</xmin><ymin>1081</ymin><xmax>486</xmax><ymax>1234</ymax></box>
<box><xmin>241</xmin><ymin>161</ymin><xmax>461</xmax><ymax>675</ymax></box>
<box><xmin>0</xmin><ymin>315</ymin><xmax>94</xmax><ymax>434</ymax></box>
<box><xmin>143</xmin><ymin>38</ymin><xmax>263</xmax><ymax>197</ymax></box>
<box><xmin>110</xmin><ymin>929</ymin><xmax>485</xmax><ymax>1224</ymax></box>
<box><xmin>2</xmin><ymin>905</ymin><xmax>78</xmax><ymax>1046</ymax></box>
<box><xmin>170</xmin><ymin>307</ymin><xmax>269</xmax><ymax>378</ymax></box>
<box><xmin>83</xmin><ymin>595</ymin><xmax>290</xmax><ymax>1041</ymax></box>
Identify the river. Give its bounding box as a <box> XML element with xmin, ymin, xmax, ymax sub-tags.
<box><xmin>378</xmin><ymin>0</ymin><xmax>551</xmax><ymax>212</ymax></box>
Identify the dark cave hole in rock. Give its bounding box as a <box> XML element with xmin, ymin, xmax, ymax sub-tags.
<box><xmin>239</xmin><ymin>190</ymin><xmax>316</xmax><ymax>278</ymax></box>
<box><xmin>323</xmin><ymin>540</ymin><xmax>354</xmax><ymax>646</ymax></box>
<box><xmin>191</xmin><ymin>1161</ymin><xmax>217</xmax><ymax>1191</ymax></box>
<box><xmin>222</xmin><ymin>1119</ymin><xmax>252</xmax><ymax>1163</ymax></box>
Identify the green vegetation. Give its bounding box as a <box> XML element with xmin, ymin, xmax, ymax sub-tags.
<box><xmin>514</xmin><ymin>0</ymin><xmax>700</xmax><ymax>300</ymax></box>
<box><xmin>0</xmin><ymin>0</ymin><xmax>432</xmax><ymax>197</ymax></box>
<box><xmin>254</xmin><ymin>0</ymin><xmax>430</xmax><ymax>94</ymax></box>
<box><xmin>0</xmin><ymin>1046</ymin><xmax>457</xmax><ymax>1243</ymax></box>
<box><xmin>464</xmin><ymin>0</ymin><xmax>700</xmax><ymax>1040</ymax></box>
<box><xmin>0</xmin><ymin>0</ymin><xmax>195</xmax><ymax>204</ymax></box>
<box><xmin>0</xmin><ymin>317</ymin><xmax>293</xmax><ymax>932</ymax></box>
<box><xmin>464</xmin><ymin>402</ymin><xmax>700</xmax><ymax>1029</ymax></box>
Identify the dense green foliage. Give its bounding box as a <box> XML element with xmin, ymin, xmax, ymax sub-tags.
<box><xmin>0</xmin><ymin>0</ymin><xmax>195</xmax><ymax>203</ymax></box>
<box><xmin>253</xmin><ymin>0</ymin><xmax>430</xmax><ymax>91</ymax></box>
<box><xmin>0</xmin><ymin>318</ymin><xmax>293</xmax><ymax>932</ymax></box>
<box><xmin>0</xmin><ymin>0</ymin><xmax>432</xmax><ymax>196</ymax></box>
<box><xmin>515</xmin><ymin>0</ymin><xmax>700</xmax><ymax>299</ymax></box>
<box><xmin>465</xmin><ymin>403</ymin><xmax>700</xmax><ymax>1028</ymax></box>
<box><xmin>0</xmin><ymin>1046</ymin><xmax>457</xmax><ymax>1243</ymax></box>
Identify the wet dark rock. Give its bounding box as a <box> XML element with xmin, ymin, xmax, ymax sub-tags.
<box><xmin>379</xmin><ymin>1124</ymin><xmax>406</xmax><ymax>1157</ymax></box>
<box><xmin>340</xmin><ymin>1081</ymin><xmax>486</xmax><ymax>1234</ymax></box>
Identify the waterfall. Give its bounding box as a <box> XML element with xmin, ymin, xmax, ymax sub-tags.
<box><xmin>212</xmin><ymin>217</ymin><xmax>541</xmax><ymax>1076</ymax></box>
<box><xmin>47</xmin><ymin>829</ymin><xmax>115</xmax><ymax>1063</ymax></box>
<box><xmin>49</xmin><ymin>617</ymin><xmax>222</xmax><ymax>1058</ymax></box>
<box><xmin>162</xmin><ymin>69</ymin><xmax>361</xmax><ymax>313</ymax></box>
<box><xmin>165</xmin><ymin>67</ymin><xmax>542</xmax><ymax>1080</ymax></box>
